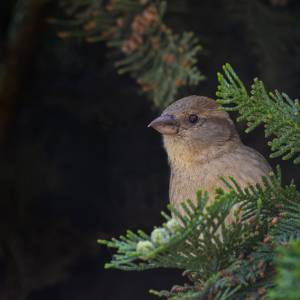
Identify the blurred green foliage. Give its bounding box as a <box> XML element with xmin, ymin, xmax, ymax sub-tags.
<box><xmin>52</xmin><ymin>0</ymin><xmax>204</xmax><ymax>107</ymax></box>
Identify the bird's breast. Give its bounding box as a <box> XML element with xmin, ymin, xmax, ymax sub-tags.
<box><xmin>169</xmin><ymin>145</ymin><xmax>272</xmax><ymax>214</ymax></box>
<box><xmin>169</xmin><ymin>164</ymin><xmax>209</xmax><ymax>212</ymax></box>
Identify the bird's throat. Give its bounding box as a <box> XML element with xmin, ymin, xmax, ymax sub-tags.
<box><xmin>163</xmin><ymin>135</ymin><xmax>237</xmax><ymax>168</ymax></box>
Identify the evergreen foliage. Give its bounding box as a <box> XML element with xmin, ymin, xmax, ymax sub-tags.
<box><xmin>51</xmin><ymin>0</ymin><xmax>204</xmax><ymax>107</ymax></box>
<box><xmin>217</xmin><ymin>63</ymin><xmax>300</xmax><ymax>163</ymax></box>
<box><xmin>268</xmin><ymin>240</ymin><xmax>300</xmax><ymax>300</ymax></box>
<box><xmin>100</xmin><ymin>64</ymin><xmax>300</xmax><ymax>299</ymax></box>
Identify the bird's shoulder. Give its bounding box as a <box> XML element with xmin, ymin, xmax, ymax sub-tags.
<box><xmin>207</xmin><ymin>144</ymin><xmax>272</xmax><ymax>186</ymax></box>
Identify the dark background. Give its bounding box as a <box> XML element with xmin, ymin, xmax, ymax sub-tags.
<box><xmin>0</xmin><ymin>0</ymin><xmax>300</xmax><ymax>299</ymax></box>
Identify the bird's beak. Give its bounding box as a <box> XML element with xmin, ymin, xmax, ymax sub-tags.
<box><xmin>148</xmin><ymin>114</ymin><xmax>179</xmax><ymax>135</ymax></box>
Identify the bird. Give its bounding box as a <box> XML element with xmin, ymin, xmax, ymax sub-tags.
<box><xmin>148</xmin><ymin>95</ymin><xmax>272</xmax><ymax>216</ymax></box>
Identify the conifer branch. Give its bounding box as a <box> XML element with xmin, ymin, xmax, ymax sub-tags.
<box><xmin>100</xmin><ymin>168</ymin><xmax>300</xmax><ymax>299</ymax></box>
<box><xmin>216</xmin><ymin>63</ymin><xmax>300</xmax><ymax>163</ymax></box>
<box><xmin>51</xmin><ymin>0</ymin><xmax>204</xmax><ymax>107</ymax></box>
<box><xmin>268</xmin><ymin>240</ymin><xmax>300</xmax><ymax>300</ymax></box>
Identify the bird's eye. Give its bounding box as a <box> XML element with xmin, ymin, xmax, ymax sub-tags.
<box><xmin>188</xmin><ymin>114</ymin><xmax>199</xmax><ymax>124</ymax></box>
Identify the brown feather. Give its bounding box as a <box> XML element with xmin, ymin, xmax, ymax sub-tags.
<box><xmin>149</xmin><ymin>95</ymin><xmax>272</xmax><ymax>217</ymax></box>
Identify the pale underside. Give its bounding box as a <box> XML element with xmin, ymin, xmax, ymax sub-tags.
<box><xmin>169</xmin><ymin>144</ymin><xmax>272</xmax><ymax>214</ymax></box>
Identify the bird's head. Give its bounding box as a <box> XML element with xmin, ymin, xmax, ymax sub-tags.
<box><xmin>148</xmin><ymin>95</ymin><xmax>240</xmax><ymax>165</ymax></box>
